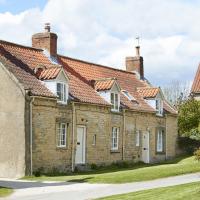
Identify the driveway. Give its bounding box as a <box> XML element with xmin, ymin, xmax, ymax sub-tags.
<box><xmin>1</xmin><ymin>173</ymin><xmax>200</xmax><ymax>200</ymax></box>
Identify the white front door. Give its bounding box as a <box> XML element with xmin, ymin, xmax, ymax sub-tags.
<box><xmin>142</xmin><ymin>131</ymin><xmax>150</xmax><ymax>163</ymax></box>
<box><xmin>75</xmin><ymin>126</ymin><xmax>86</xmax><ymax>164</ymax></box>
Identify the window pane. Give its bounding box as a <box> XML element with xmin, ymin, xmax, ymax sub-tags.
<box><xmin>63</xmin><ymin>84</ymin><xmax>66</xmax><ymax>102</ymax></box>
<box><xmin>157</xmin><ymin>130</ymin><xmax>163</xmax><ymax>152</ymax></box>
<box><xmin>136</xmin><ymin>130</ymin><xmax>140</xmax><ymax>146</ymax></box>
<box><xmin>57</xmin><ymin>123</ymin><xmax>66</xmax><ymax>147</ymax></box>
<box><xmin>115</xmin><ymin>94</ymin><xmax>118</xmax><ymax>110</ymax></box>
<box><xmin>111</xmin><ymin>93</ymin><xmax>114</xmax><ymax>109</ymax></box>
<box><xmin>57</xmin><ymin>83</ymin><xmax>62</xmax><ymax>100</ymax></box>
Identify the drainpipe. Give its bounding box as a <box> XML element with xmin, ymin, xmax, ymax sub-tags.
<box><xmin>71</xmin><ymin>102</ymin><xmax>75</xmax><ymax>172</ymax></box>
<box><xmin>122</xmin><ymin>109</ymin><xmax>126</xmax><ymax>160</ymax></box>
<box><xmin>30</xmin><ymin>97</ymin><xmax>34</xmax><ymax>176</ymax></box>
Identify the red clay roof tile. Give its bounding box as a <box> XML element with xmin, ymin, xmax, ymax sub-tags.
<box><xmin>137</xmin><ymin>87</ymin><xmax>159</xmax><ymax>98</ymax></box>
<box><xmin>191</xmin><ymin>64</ymin><xmax>200</xmax><ymax>94</ymax></box>
<box><xmin>0</xmin><ymin>39</ymin><xmax>177</xmax><ymax>114</ymax></box>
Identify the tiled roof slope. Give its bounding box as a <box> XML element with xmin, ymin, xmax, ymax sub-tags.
<box><xmin>137</xmin><ymin>87</ymin><xmax>159</xmax><ymax>98</ymax></box>
<box><xmin>191</xmin><ymin>64</ymin><xmax>200</xmax><ymax>94</ymax></box>
<box><xmin>94</xmin><ymin>78</ymin><xmax>116</xmax><ymax>91</ymax></box>
<box><xmin>59</xmin><ymin>56</ymin><xmax>177</xmax><ymax>114</ymax></box>
<box><xmin>0</xmin><ymin>44</ymin><xmax>55</xmax><ymax>98</ymax></box>
<box><xmin>38</xmin><ymin>67</ymin><xmax>61</xmax><ymax>80</ymax></box>
<box><xmin>0</xmin><ymin>40</ymin><xmax>108</xmax><ymax>105</ymax></box>
<box><xmin>0</xmin><ymin>39</ymin><xmax>177</xmax><ymax>114</ymax></box>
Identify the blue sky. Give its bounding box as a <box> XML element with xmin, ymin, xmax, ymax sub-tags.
<box><xmin>0</xmin><ymin>0</ymin><xmax>199</xmax><ymax>87</ymax></box>
<box><xmin>0</xmin><ymin>0</ymin><xmax>47</xmax><ymax>13</ymax></box>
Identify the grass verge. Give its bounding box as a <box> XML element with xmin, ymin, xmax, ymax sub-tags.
<box><xmin>97</xmin><ymin>181</ymin><xmax>200</xmax><ymax>200</ymax></box>
<box><xmin>23</xmin><ymin>155</ymin><xmax>200</xmax><ymax>184</ymax></box>
<box><xmin>0</xmin><ymin>187</ymin><xmax>13</xmax><ymax>198</ymax></box>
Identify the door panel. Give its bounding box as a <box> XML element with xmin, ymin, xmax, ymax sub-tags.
<box><xmin>75</xmin><ymin>126</ymin><xmax>86</xmax><ymax>164</ymax></box>
<box><xmin>142</xmin><ymin>132</ymin><xmax>150</xmax><ymax>163</ymax></box>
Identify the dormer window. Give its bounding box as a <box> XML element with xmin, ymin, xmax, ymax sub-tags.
<box><xmin>57</xmin><ymin>82</ymin><xmax>67</xmax><ymax>104</ymax></box>
<box><xmin>156</xmin><ymin>98</ymin><xmax>163</xmax><ymax>116</ymax></box>
<box><xmin>111</xmin><ymin>92</ymin><xmax>119</xmax><ymax>111</ymax></box>
<box><xmin>94</xmin><ymin>78</ymin><xmax>121</xmax><ymax>112</ymax></box>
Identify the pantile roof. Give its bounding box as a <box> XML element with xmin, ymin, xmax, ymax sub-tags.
<box><xmin>94</xmin><ymin>78</ymin><xmax>116</xmax><ymax>91</ymax></box>
<box><xmin>0</xmin><ymin>39</ymin><xmax>177</xmax><ymax>114</ymax></box>
<box><xmin>191</xmin><ymin>64</ymin><xmax>200</xmax><ymax>94</ymax></box>
<box><xmin>37</xmin><ymin>67</ymin><xmax>61</xmax><ymax>80</ymax></box>
<box><xmin>137</xmin><ymin>87</ymin><xmax>159</xmax><ymax>98</ymax></box>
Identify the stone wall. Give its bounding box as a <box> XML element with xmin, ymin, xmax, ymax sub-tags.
<box><xmin>32</xmin><ymin>100</ymin><xmax>178</xmax><ymax>172</ymax></box>
<box><xmin>32</xmin><ymin>98</ymin><xmax>72</xmax><ymax>173</ymax></box>
<box><xmin>0</xmin><ymin>64</ymin><xmax>25</xmax><ymax>178</ymax></box>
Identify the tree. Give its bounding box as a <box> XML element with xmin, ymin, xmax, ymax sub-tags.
<box><xmin>178</xmin><ymin>99</ymin><xmax>200</xmax><ymax>139</ymax></box>
<box><xmin>178</xmin><ymin>99</ymin><xmax>200</xmax><ymax>153</ymax></box>
<box><xmin>162</xmin><ymin>80</ymin><xmax>191</xmax><ymax>107</ymax></box>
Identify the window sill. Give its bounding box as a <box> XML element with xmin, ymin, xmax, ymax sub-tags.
<box><xmin>110</xmin><ymin>150</ymin><xmax>120</xmax><ymax>153</ymax></box>
<box><xmin>111</xmin><ymin>109</ymin><xmax>120</xmax><ymax>113</ymax></box>
<box><xmin>56</xmin><ymin>147</ymin><xmax>68</xmax><ymax>150</ymax></box>
<box><xmin>156</xmin><ymin>114</ymin><xmax>164</xmax><ymax>117</ymax></box>
<box><xmin>57</xmin><ymin>101</ymin><xmax>68</xmax><ymax>105</ymax></box>
<box><xmin>156</xmin><ymin>151</ymin><xmax>165</xmax><ymax>155</ymax></box>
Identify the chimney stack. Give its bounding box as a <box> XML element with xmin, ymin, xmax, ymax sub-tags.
<box><xmin>126</xmin><ymin>46</ymin><xmax>144</xmax><ymax>80</ymax></box>
<box><xmin>32</xmin><ymin>23</ymin><xmax>57</xmax><ymax>58</ymax></box>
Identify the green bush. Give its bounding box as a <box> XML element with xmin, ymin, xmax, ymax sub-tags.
<box><xmin>33</xmin><ymin>167</ymin><xmax>44</xmax><ymax>177</ymax></box>
<box><xmin>194</xmin><ymin>148</ymin><xmax>200</xmax><ymax>161</ymax></box>
<box><xmin>178</xmin><ymin>136</ymin><xmax>200</xmax><ymax>154</ymax></box>
<box><xmin>90</xmin><ymin>163</ymin><xmax>98</xmax><ymax>170</ymax></box>
<box><xmin>45</xmin><ymin>167</ymin><xmax>66</xmax><ymax>176</ymax></box>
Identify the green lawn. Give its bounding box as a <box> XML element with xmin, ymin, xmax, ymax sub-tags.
<box><xmin>0</xmin><ymin>187</ymin><xmax>13</xmax><ymax>198</ymax></box>
<box><xmin>97</xmin><ymin>181</ymin><xmax>200</xmax><ymax>200</ymax></box>
<box><xmin>24</xmin><ymin>156</ymin><xmax>200</xmax><ymax>184</ymax></box>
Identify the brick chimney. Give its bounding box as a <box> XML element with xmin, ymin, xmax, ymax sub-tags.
<box><xmin>32</xmin><ymin>23</ymin><xmax>58</xmax><ymax>58</ymax></box>
<box><xmin>126</xmin><ymin>46</ymin><xmax>144</xmax><ymax>79</ymax></box>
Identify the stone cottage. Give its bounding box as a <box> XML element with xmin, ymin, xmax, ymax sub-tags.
<box><xmin>0</xmin><ymin>24</ymin><xmax>177</xmax><ymax>178</ymax></box>
<box><xmin>191</xmin><ymin>64</ymin><xmax>200</xmax><ymax>100</ymax></box>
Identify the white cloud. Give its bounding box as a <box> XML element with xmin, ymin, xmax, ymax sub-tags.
<box><xmin>0</xmin><ymin>0</ymin><xmax>199</xmax><ymax>86</ymax></box>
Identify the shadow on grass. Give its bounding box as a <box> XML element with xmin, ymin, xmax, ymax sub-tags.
<box><xmin>23</xmin><ymin>154</ymin><xmax>191</xmax><ymax>182</ymax></box>
<box><xmin>69</xmin><ymin>154</ymin><xmax>191</xmax><ymax>177</ymax></box>
<box><xmin>67</xmin><ymin>177</ymin><xmax>93</xmax><ymax>183</ymax></box>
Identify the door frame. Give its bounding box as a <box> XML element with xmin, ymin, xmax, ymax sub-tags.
<box><xmin>75</xmin><ymin>125</ymin><xmax>86</xmax><ymax>164</ymax></box>
<box><xmin>142</xmin><ymin>131</ymin><xmax>150</xmax><ymax>163</ymax></box>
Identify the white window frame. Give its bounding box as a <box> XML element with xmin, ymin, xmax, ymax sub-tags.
<box><xmin>136</xmin><ymin>130</ymin><xmax>140</xmax><ymax>147</ymax></box>
<box><xmin>57</xmin><ymin>123</ymin><xmax>67</xmax><ymax>148</ymax></box>
<box><xmin>57</xmin><ymin>82</ymin><xmax>67</xmax><ymax>104</ymax></box>
<box><xmin>156</xmin><ymin>98</ymin><xmax>163</xmax><ymax>116</ymax></box>
<box><xmin>111</xmin><ymin>92</ymin><xmax>120</xmax><ymax>112</ymax></box>
<box><xmin>157</xmin><ymin>129</ymin><xmax>164</xmax><ymax>152</ymax></box>
<box><xmin>111</xmin><ymin>127</ymin><xmax>119</xmax><ymax>150</ymax></box>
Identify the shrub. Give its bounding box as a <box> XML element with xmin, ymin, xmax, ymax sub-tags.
<box><xmin>33</xmin><ymin>167</ymin><xmax>44</xmax><ymax>177</ymax></box>
<box><xmin>90</xmin><ymin>163</ymin><xmax>98</xmax><ymax>170</ymax></box>
<box><xmin>194</xmin><ymin>148</ymin><xmax>200</xmax><ymax>161</ymax></box>
<box><xmin>178</xmin><ymin>136</ymin><xmax>200</xmax><ymax>154</ymax></box>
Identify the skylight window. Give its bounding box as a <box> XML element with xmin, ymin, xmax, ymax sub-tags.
<box><xmin>122</xmin><ymin>90</ymin><xmax>136</xmax><ymax>101</ymax></box>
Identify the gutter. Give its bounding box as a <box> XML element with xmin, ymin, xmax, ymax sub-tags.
<box><xmin>122</xmin><ymin>109</ymin><xmax>126</xmax><ymax>160</ymax></box>
<box><xmin>71</xmin><ymin>102</ymin><xmax>75</xmax><ymax>172</ymax></box>
<box><xmin>30</xmin><ymin>97</ymin><xmax>34</xmax><ymax>176</ymax></box>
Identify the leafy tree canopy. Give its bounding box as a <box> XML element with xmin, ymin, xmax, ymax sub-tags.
<box><xmin>178</xmin><ymin>99</ymin><xmax>200</xmax><ymax>140</ymax></box>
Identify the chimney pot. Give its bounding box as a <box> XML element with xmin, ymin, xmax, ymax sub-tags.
<box><xmin>135</xmin><ymin>46</ymin><xmax>140</xmax><ymax>57</ymax></box>
<box><xmin>45</xmin><ymin>23</ymin><xmax>51</xmax><ymax>32</ymax></box>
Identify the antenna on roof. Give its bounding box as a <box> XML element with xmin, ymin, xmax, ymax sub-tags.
<box><xmin>44</xmin><ymin>23</ymin><xmax>51</xmax><ymax>32</ymax></box>
<box><xmin>136</xmin><ymin>36</ymin><xmax>140</xmax><ymax>47</ymax></box>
